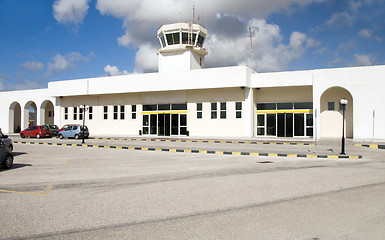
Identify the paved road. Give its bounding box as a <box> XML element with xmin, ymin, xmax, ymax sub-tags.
<box><xmin>0</xmin><ymin>140</ymin><xmax>384</xmax><ymax>239</ymax></box>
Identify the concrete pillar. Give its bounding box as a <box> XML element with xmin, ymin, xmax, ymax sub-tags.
<box><xmin>244</xmin><ymin>88</ymin><xmax>254</xmax><ymax>137</ymax></box>
<box><xmin>54</xmin><ymin>98</ymin><xmax>61</xmax><ymax>127</ymax></box>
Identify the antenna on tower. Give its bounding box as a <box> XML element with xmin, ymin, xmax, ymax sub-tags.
<box><xmin>193</xmin><ymin>5</ymin><xmax>195</xmax><ymax>24</ymax></box>
<box><xmin>249</xmin><ymin>27</ymin><xmax>254</xmax><ymax>70</ymax></box>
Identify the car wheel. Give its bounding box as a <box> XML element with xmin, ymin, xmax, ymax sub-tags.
<box><xmin>2</xmin><ymin>154</ymin><xmax>13</xmax><ymax>169</ymax></box>
<box><xmin>36</xmin><ymin>134</ymin><xmax>41</xmax><ymax>139</ymax></box>
<box><xmin>58</xmin><ymin>134</ymin><xmax>64</xmax><ymax>139</ymax></box>
<box><xmin>74</xmin><ymin>134</ymin><xmax>79</xmax><ymax>140</ymax></box>
<box><xmin>20</xmin><ymin>133</ymin><xmax>25</xmax><ymax>138</ymax></box>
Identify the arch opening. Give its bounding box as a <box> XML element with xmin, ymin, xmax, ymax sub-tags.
<box><xmin>9</xmin><ymin>102</ymin><xmax>21</xmax><ymax>133</ymax></box>
<box><xmin>24</xmin><ymin>101</ymin><xmax>37</xmax><ymax>128</ymax></box>
<box><xmin>40</xmin><ymin>100</ymin><xmax>55</xmax><ymax>125</ymax></box>
<box><xmin>320</xmin><ymin>87</ymin><xmax>353</xmax><ymax>139</ymax></box>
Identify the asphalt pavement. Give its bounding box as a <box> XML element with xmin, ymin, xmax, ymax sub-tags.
<box><xmin>0</xmin><ymin>136</ymin><xmax>385</xmax><ymax>239</ymax></box>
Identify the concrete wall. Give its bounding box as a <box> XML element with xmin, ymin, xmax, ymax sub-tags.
<box><xmin>313</xmin><ymin>65</ymin><xmax>385</xmax><ymax>141</ymax></box>
<box><xmin>187</xmin><ymin>88</ymin><xmax>247</xmax><ymax>137</ymax></box>
<box><xmin>58</xmin><ymin>88</ymin><xmax>248</xmax><ymax>137</ymax></box>
<box><xmin>0</xmin><ymin>89</ymin><xmax>55</xmax><ymax>133</ymax></box>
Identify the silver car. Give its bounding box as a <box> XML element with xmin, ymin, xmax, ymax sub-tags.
<box><xmin>0</xmin><ymin>129</ymin><xmax>13</xmax><ymax>151</ymax></box>
<box><xmin>0</xmin><ymin>140</ymin><xmax>13</xmax><ymax>169</ymax></box>
<box><xmin>57</xmin><ymin>124</ymin><xmax>89</xmax><ymax>139</ymax></box>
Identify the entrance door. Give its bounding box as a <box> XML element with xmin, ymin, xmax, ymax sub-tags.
<box><xmin>157</xmin><ymin>114</ymin><xmax>171</xmax><ymax>136</ymax></box>
<box><xmin>171</xmin><ymin>114</ymin><xmax>179</xmax><ymax>135</ymax></box>
<box><xmin>277</xmin><ymin>113</ymin><xmax>293</xmax><ymax>137</ymax></box>
<box><xmin>150</xmin><ymin>114</ymin><xmax>157</xmax><ymax>135</ymax></box>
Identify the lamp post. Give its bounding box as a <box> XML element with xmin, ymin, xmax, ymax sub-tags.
<box><xmin>340</xmin><ymin>98</ymin><xmax>348</xmax><ymax>155</ymax></box>
<box><xmin>80</xmin><ymin>104</ymin><xmax>88</xmax><ymax>144</ymax></box>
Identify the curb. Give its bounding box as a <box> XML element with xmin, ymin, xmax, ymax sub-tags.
<box><xmin>14</xmin><ymin>141</ymin><xmax>362</xmax><ymax>159</ymax></box>
<box><xmin>92</xmin><ymin>137</ymin><xmax>315</xmax><ymax>146</ymax></box>
<box><xmin>354</xmin><ymin>144</ymin><xmax>385</xmax><ymax>150</ymax></box>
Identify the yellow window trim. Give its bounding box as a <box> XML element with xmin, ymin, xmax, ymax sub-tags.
<box><xmin>256</xmin><ymin>110</ymin><xmax>313</xmax><ymax>114</ymax></box>
<box><xmin>142</xmin><ymin>111</ymin><xmax>188</xmax><ymax>114</ymax></box>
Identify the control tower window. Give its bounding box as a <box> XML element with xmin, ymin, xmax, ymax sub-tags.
<box><xmin>182</xmin><ymin>32</ymin><xmax>188</xmax><ymax>44</ymax></box>
<box><xmin>192</xmin><ymin>33</ymin><xmax>197</xmax><ymax>44</ymax></box>
<box><xmin>197</xmin><ymin>35</ymin><xmax>205</xmax><ymax>47</ymax></box>
<box><xmin>160</xmin><ymin>35</ymin><xmax>166</xmax><ymax>47</ymax></box>
<box><xmin>165</xmin><ymin>32</ymin><xmax>181</xmax><ymax>45</ymax></box>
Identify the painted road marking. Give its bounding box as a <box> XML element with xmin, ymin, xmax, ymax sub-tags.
<box><xmin>0</xmin><ymin>159</ymin><xmax>70</xmax><ymax>197</ymax></box>
<box><xmin>14</xmin><ymin>141</ymin><xmax>362</xmax><ymax>159</ymax></box>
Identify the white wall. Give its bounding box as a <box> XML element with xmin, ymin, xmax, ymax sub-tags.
<box><xmin>187</xmin><ymin>88</ymin><xmax>247</xmax><ymax>137</ymax></box>
<box><xmin>48</xmin><ymin>66</ymin><xmax>252</xmax><ymax>97</ymax></box>
<box><xmin>313</xmin><ymin>65</ymin><xmax>385</xmax><ymax>141</ymax></box>
<box><xmin>0</xmin><ymin>89</ymin><xmax>55</xmax><ymax>133</ymax></box>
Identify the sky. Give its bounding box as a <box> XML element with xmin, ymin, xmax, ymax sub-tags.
<box><xmin>0</xmin><ymin>0</ymin><xmax>384</xmax><ymax>92</ymax></box>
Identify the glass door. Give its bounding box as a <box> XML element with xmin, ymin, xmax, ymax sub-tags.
<box><xmin>150</xmin><ymin>114</ymin><xmax>157</xmax><ymax>135</ymax></box>
<box><xmin>171</xmin><ymin>114</ymin><xmax>179</xmax><ymax>135</ymax></box>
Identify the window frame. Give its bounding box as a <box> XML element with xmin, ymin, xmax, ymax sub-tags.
<box><xmin>211</xmin><ymin>102</ymin><xmax>217</xmax><ymax>119</ymax></box>
<box><xmin>103</xmin><ymin>106</ymin><xmax>108</xmax><ymax>120</ymax></box>
<box><xmin>197</xmin><ymin>103</ymin><xmax>202</xmax><ymax>119</ymax></box>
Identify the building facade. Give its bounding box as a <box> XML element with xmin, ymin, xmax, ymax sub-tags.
<box><xmin>1</xmin><ymin>22</ymin><xmax>384</xmax><ymax>141</ymax></box>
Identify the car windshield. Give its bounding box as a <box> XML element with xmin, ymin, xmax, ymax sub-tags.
<box><xmin>80</xmin><ymin>126</ymin><xmax>88</xmax><ymax>131</ymax></box>
<box><xmin>50</xmin><ymin>125</ymin><xmax>58</xmax><ymax>129</ymax></box>
<box><xmin>41</xmin><ymin>125</ymin><xmax>49</xmax><ymax>130</ymax></box>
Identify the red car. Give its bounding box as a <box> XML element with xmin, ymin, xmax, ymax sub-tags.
<box><xmin>20</xmin><ymin>125</ymin><xmax>52</xmax><ymax>138</ymax></box>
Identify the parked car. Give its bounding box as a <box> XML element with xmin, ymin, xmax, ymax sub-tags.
<box><xmin>44</xmin><ymin>124</ymin><xmax>59</xmax><ymax>136</ymax></box>
<box><xmin>20</xmin><ymin>125</ymin><xmax>52</xmax><ymax>138</ymax></box>
<box><xmin>57</xmin><ymin>124</ymin><xmax>89</xmax><ymax>139</ymax></box>
<box><xmin>57</xmin><ymin>124</ymin><xmax>74</xmax><ymax>134</ymax></box>
<box><xmin>0</xmin><ymin>139</ymin><xmax>13</xmax><ymax>169</ymax></box>
<box><xmin>0</xmin><ymin>128</ymin><xmax>13</xmax><ymax>151</ymax></box>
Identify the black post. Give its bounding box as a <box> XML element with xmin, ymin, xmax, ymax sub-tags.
<box><xmin>82</xmin><ymin>105</ymin><xmax>86</xmax><ymax>144</ymax></box>
<box><xmin>341</xmin><ymin>105</ymin><xmax>346</xmax><ymax>155</ymax></box>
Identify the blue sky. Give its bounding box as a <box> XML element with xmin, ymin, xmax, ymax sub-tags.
<box><xmin>0</xmin><ymin>0</ymin><xmax>384</xmax><ymax>91</ymax></box>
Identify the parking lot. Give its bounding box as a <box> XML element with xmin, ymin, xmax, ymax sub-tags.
<box><xmin>1</xmin><ymin>136</ymin><xmax>385</xmax><ymax>239</ymax></box>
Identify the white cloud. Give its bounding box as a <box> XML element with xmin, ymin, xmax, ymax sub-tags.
<box><xmin>359</xmin><ymin>29</ymin><xmax>372</xmax><ymax>39</ymax></box>
<box><xmin>53</xmin><ymin>0</ymin><xmax>90</xmax><ymax>25</ymax></box>
<box><xmin>104</xmin><ymin>65</ymin><xmax>129</xmax><ymax>76</ymax></box>
<box><xmin>47</xmin><ymin>52</ymin><xmax>91</xmax><ymax>76</ymax></box>
<box><xmin>349</xmin><ymin>0</ymin><xmax>362</xmax><ymax>12</ymax></box>
<box><xmin>134</xmin><ymin>45</ymin><xmax>158</xmax><ymax>73</ymax></box>
<box><xmin>206</xmin><ymin>19</ymin><xmax>314</xmax><ymax>72</ymax></box>
<box><xmin>327</xmin><ymin>12</ymin><xmax>355</xmax><ymax>27</ymax></box>
<box><xmin>351</xmin><ymin>54</ymin><xmax>374</xmax><ymax>66</ymax></box>
<box><xmin>95</xmin><ymin>0</ymin><xmax>324</xmax><ymax>72</ymax></box>
<box><xmin>21</xmin><ymin>61</ymin><xmax>44</xmax><ymax>72</ymax></box>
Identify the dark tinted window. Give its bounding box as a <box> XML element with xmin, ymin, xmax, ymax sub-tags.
<box><xmin>158</xmin><ymin>104</ymin><xmax>170</xmax><ymax>110</ymax></box>
<box><xmin>197</xmin><ymin>103</ymin><xmax>202</xmax><ymax>111</ymax></box>
<box><xmin>277</xmin><ymin>102</ymin><xmax>293</xmax><ymax>109</ymax></box>
<box><xmin>171</xmin><ymin>104</ymin><xmax>187</xmax><ymax>110</ymax></box>
<box><xmin>143</xmin><ymin>105</ymin><xmax>157</xmax><ymax>111</ymax></box>
<box><xmin>294</xmin><ymin>102</ymin><xmax>313</xmax><ymax>109</ymax></box>
<box><xmin>257</xmin><ymin>103</ymin><xmax>276</xmax><ymax>110</ymax></box>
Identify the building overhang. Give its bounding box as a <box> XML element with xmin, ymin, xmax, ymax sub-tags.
<box><xmin>48</xmin><ymin>66</ymin><xmax>253</xmax><ymax>97</ymax></box>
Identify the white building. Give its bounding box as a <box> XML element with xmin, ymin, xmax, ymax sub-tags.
<box><xmin>1</xmin><ymin>22</ymin><xmax>384</xmax><ymax>141</ymax></box>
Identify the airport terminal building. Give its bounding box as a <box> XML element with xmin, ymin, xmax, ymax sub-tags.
<box><xmin>1</xmin><ymin>22</ymin><xmax>385</xmax><ymax>141</ymax></box>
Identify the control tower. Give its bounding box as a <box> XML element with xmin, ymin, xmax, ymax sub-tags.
<box><xmin>157</xmin><ymin>22</ymin><xmax>208</xmax><ymax>73</ymax></box>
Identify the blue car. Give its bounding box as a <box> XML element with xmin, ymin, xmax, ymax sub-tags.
<box><xmin>57</xmin><ymin>125</ymin><xmax>89</xmax><ymax>139</ymax></box>
<box><xmin>0</xmin><ymin>139</ymin><xmax>13</xmax><ymax>169</ymax></box>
